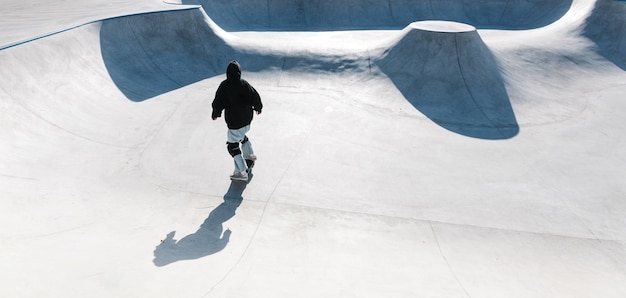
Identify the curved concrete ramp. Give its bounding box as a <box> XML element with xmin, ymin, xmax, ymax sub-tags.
<box><xmin>377</xmin><ymin>21</ymin><xmax>518</xmax><ymax>139</ymax></box>
<box><xmin>185</xmin><ymin>0</ymin><xmax>573</xmax><ymax>30</ymax></box>
<box><xmin>0</xmin><ymin>21</ymin><xmax>181</xmax><ymax>148</ymax></box>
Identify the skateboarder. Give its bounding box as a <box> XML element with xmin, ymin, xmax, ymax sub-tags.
<box><xmin>212</xmin><ymin>60</ymin><xmax>263</xmax><ymax>181</ymax></box>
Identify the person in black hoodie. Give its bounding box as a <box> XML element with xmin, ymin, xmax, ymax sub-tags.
<box><xmin>212</xmin><ymin>61</ymin><xmax>263</xmax><ymax>181</ymax></box>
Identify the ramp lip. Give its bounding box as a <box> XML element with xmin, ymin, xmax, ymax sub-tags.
<box><xmin>409</xmin><ymin>20</ymin><xmax>476</xmax><ymax>33</ymax></box>
<box><xmin>0</xmin><ymin>5</ymin><xmax>201</xmax><ymax>51</ymax></box>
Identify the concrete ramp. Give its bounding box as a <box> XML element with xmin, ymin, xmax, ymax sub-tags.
<box><xmin>185</xmin><ymin>0</ymin><xmax>573</xmax><ymax>30</ymax></box>
<box><xmin>376</xmin><ymin>21</ymin><xmax>518</xmax><ymax>139</ymax></box>
<box><xmin>0</xmin><ymin>21</ymin><xmax>178</xmax><ymax>148</ymax></box>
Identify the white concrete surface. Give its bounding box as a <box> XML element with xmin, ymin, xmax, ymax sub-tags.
<box><xmin>1</xmin><ymin>0</ymin><xmax>626</xmax><ymax>297</ymax></box>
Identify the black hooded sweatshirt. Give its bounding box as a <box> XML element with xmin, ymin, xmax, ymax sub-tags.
<box><xmin>212</xmin><ymin>61</ymin><xmax>263</xmax><ymax>129</ymax></box>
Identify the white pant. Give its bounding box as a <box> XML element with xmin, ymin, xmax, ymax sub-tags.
<box><xmin>227</xmin><ymin>125</ymin><xmax>250</xmax><ymax>143</ymax></box>
<box><xmin>228</xmin><ymin>125</ymin><xmax>254</xmax><ymax>173</ymax></box>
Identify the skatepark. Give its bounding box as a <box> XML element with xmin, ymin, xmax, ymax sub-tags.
<box><xmin>1</xmin><ymin>0</ymin><xmax>626</xmax><ymax>296</ymax></box>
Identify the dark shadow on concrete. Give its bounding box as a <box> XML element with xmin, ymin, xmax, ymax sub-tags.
<box><xmin>584</xmin><ymin>0</ymin><xmax>626</xmax><ymax>71</ymax></box>
<box><xmin>377</xmin><ymin>27</ymin><xmax>518</xmax><ymax>139</ymax></box>
<box><xmin>153</xmin><ymin>181</ymin><xmax>248</xmax><ymax>267</ymax></box>
<box><xmin>99</xmin><ymin>9</ymin><xmax>228</xmax><ymax>102</ymax></box>
<box><xmin>98</xmin><ymin>8</ymin><xmax>354</xmax><ymax>102</ymax></box>
<box><xmin>99</xmin><ymin>9</ymin><xmax>290</xmax><ymax>102</ymax></box>
<box><xmin>184</xmin><ymin>0</ymin><xmax>572</xmax><ymax>31</ymax></box>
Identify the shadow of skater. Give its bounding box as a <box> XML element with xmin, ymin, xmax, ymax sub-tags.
<box><xmin>153</xmin><ymin>180</ymin><xmax>249</xmax><ymax>267</ymax></box>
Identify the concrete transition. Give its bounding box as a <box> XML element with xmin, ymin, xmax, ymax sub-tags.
<box><xmin>2</xmin><ymin>0</ymin><xmax>626</xmax><ymax>297</ymax></box>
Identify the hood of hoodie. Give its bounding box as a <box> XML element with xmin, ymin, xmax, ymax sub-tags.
<box><xmin>226</xmin><ymin>60</ymin><xmax>241</xmax><ymax>80</ymax></box>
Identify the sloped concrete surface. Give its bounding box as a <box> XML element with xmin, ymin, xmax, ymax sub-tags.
<box><xmin>1</xmin><ymin>0</ymin><xmax>626</xmax><ymax>297</ymax></box>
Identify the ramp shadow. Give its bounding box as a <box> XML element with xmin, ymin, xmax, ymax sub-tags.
<box><xmin>99</xmin><ymin>10</ymin><xmax>226</xmax><ymax>102</ymax></box>
<box><xmin>584</xmin><ymin>0</ymin><xmax>626</xmax><ymax>71</ymax></box>
<box><xmin>99</xmin><ymin>9</ymin><xmax>287</xmax><ymax>102</ymax></box>
<box><xmin>153</xmin><ymin>180</ymin><xmax>249</xmax><ymax>267</ymax></box>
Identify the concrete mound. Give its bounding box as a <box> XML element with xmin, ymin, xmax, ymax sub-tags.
<box><xmin>186</xmin><ymin>0</ymin><xmax>572</xmax><ymax>31</ymax></box>
<box><xmin>376</xmin><ymin>21</ymin><xmax>518</xmax><ymax>139</ymax></box>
